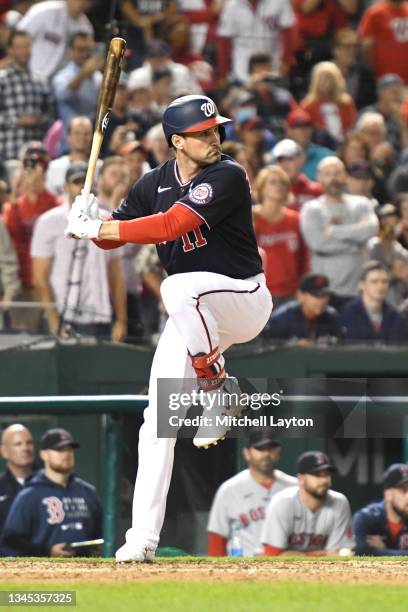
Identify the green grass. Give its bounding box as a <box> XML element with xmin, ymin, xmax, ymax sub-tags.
<box><xmin>1</xmin><ymin>582</ymin><xmax>408</xmax><ymax>612</ymax></box>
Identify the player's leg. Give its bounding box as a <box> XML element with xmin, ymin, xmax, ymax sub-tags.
<box><xmin>160</xmin><ymin>271</ymin><xmax>272</xmax><ymax>446</ymax></box>
<box><xmin>115</xmin><ymin>317</ymin><xmax>195</xmax><ymax>562</ymax></box>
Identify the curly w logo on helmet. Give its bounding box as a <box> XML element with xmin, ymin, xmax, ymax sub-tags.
<box><xmin>201</xmin><ymin>101</ymin><xmax>216</xmax><ymax>117</ymax></box>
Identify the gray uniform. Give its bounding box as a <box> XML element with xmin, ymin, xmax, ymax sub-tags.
<box><xmin>207</xmin><ymin>468</ymin><xmax>297</xmax><ymax>556</ymax></box>
<box><xmin>300</xmin><ymin>194</ymin><xmax>378</xmax><ymax>296</ymax></box>
<box><xmin>261</xmin><ymin>486</ymin><xmax>354</xmax><ymax>553</ymax></box>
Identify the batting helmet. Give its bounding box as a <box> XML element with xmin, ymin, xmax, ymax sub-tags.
<box><xmin>162</xmin><ymin>95</ymin><xmax>231</xmax><ymax>146</ymax></box>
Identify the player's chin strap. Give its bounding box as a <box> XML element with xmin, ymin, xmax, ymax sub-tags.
<box><xmin>191</xmin><ymin>347</ymin><xmax>226</xmax><ymax>391</ymax></box>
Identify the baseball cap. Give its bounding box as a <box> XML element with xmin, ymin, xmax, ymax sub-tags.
<box><xmin>286</xmin><ymin>109</ymin><xmax>312</xmax><ymax>128</ymax></box>
<box><xmin>41</xmin><ymin>428</ymin><xmax>80</xmax><ymax>450</ymax></box>
<box><xmin>240</xmin><ymin>116</ymin><xmax>265</xmax><ymax>131</ymax></box>
<box><xmin>383</xmin><ymin>463</ymin><xmax>408</xmax><ymax>489</ymax></box>
<box><xmin>229</xmin><ymin>90</ymin><xmax>256</xmax><ymax>109</ymax></box>
<box><xmin>299</xmin><ymin>273</ymin><xmax>330</xmax><ymax>296</ymax></box>
<box><xmin>346</xmin><ymin>160</ymin><xmax>374</xmax><ymax>179</ymax></box>
<box><xmin>378</xmin><ymin>203</ymin><xmax>399</xmax><ymax>219</ymax></box>
<box><xmin>22</xmin><ymin>141</ymin><xmax>49</xmax><ymax>170</ymax></box>
<box><xmin>272</xmin><ymin>138</ymin><xmax>303</xmax><ymax>161</ymax></box>
<box><xmin>245</xmin><ymin>428</ymin><xmax>281</xmax><ymax>449</ymax></box>
<box><xmin>297</xmin><ymin>451</ymin><xmax>336</xmax><ymax>474</ymax></box>
<box><xmin>65</xmin><ymin>162</ymin><xmax>87</xmax><ymax>183</ymax></box>
<box><xmin>117</xmin><ymin>140</ymin><xmax>147</xmax><ymax>157</ymax></box>
<box><xmin>377</xmin><ymin>73</ymin><xmax>404</xmax><ymax>90</ymax></box>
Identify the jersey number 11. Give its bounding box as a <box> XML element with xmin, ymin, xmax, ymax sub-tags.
<box><xmin>181</xmin><ymin>227</ymin><xmax>208</xmax><ymax>253</ymax></box>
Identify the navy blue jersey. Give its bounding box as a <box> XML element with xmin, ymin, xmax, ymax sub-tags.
<box><xmin>353</xmin><ymin>500</ymin><xmax>408</xmax><ymax>556</ymax></box>
<box><xmin>0</xmin><ymin>470</ymin><xmax>102</xmax><ymax>557</ymax></box>
<box><xmin>112</xmin><ymin>155</ymin><xmax>263</xmax><ymax>279</ymax></box>
<box><xmin>263</xmin><ymin>301</ymin><xmax>342</xmax><ymax>341</ymax></box>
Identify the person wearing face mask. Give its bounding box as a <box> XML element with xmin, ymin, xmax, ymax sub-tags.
<box><xmin>300</xmin><ymin>156</ymin><xmax>378</xmax><ymax>309</ymax></box>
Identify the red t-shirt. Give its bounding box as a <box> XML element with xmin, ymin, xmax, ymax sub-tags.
<box><xmin>290</xmin><ymin>174</ymin><xmax>323</xmax><ymax>211</ymax></box>
<box><xmin>300</xmin><ymin>98</ymin><xmax>356</xmax><ymax>134</ymax></box>
<box><xmin>359</xmin><ymin>1</ymin><xmax>408</xmax><ymax>82</ymax></box>
<box><xmin>293</xmin><ymin>0</ymin><xmax>347</xmax><ymax>49</ymax></box>
<box><xmin>3</xmin><ymin>191</ymin><xmax>59</xmax><ymax>288</ymax></box>
<box><xmin>254</xmin><ymin>207</ymin><xmax>309</xmax><ymax>297</ymax></box>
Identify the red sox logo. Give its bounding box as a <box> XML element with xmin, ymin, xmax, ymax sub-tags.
<box><xmin>42</xmin><ymin>496</ymin><xmax>65</xmax><ymax>524</ymax></box>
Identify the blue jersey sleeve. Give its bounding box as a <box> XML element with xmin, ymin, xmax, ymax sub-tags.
<box><xmin>352</xmin><ymin>508</ymin><xmax>408</xmax><ymax>556</ymax></box>
<box><xmin>176</xmin><ymin>162</ymin><xmax>249</xmax><ymax>229</ymax></box>
<box><xmin>0</xmin><ymin>490</ymin><xmax>47</xmax><ymax>557</ymax></box>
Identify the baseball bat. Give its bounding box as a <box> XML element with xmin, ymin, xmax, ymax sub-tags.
<box><xmin>83</xmin><ymin>37</ymin><xmax>127</xmax><ymax>195</ymax></box>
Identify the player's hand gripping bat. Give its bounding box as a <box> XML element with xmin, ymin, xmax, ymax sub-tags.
<box><xmin>83</xmin><ymin>37</ymin><xmax>127</xmax><ymax>195</ymax></box>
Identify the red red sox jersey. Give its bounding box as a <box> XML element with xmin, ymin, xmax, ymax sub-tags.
<box><xmin>112</xmin><ymin>155</ymin><xmax>263</xmax><ymax>279</ymax></box>
<box><xmin>261</xmin><ymin>486</ymin><xmax>354</xmax><ymax>553</ymax></box>
<box><xmin>207</xmin><ymin>468</ymin><xmax>297</xmax><ymax>556</ymax></box>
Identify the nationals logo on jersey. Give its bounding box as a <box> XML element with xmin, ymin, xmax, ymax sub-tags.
<box><xmin>189</xmin><ymin>183</ymin><xmax>213</xmax><ymax>205</ymax></box>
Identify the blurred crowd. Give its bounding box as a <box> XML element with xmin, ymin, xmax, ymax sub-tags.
<box><xmin>1</xmin><ymin>0</ymin><xmax>408</xmax><ymax>345</ymax></box>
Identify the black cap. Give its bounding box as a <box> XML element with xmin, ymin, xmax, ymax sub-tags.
<box><xmin>41</xmin><ymin>428</ymin><xmax>79</xmax><ymax>450</ymax></box>
<box><xmin>383</xmin><ymin>463</ymin><xmax>408</xmax><ymax>489</ymax></box>
<box><xmin>65</xmin><ymin>162</ymin><xmax>87</xmax><ymax>183</ymax></box>
<box><xmin>245</xmin><ymin>427</ymin><xmax>281</xmax><ymax>449</ymax></box>
<box><xmin>347</xmin><ymin>160</ymin><xmax>374</xmax><ymax>179</ymax></box>
<box><xmin>377</xmin><ymin>73</ymin><xmax>404</xmax><ymax>90</ymax></box>
<box><xmin>297</xmin><ymin>451</ymin><xmax>336</xmax><ymax>474</ymax></box>
<box><xmin>299</xmin><ymin>273</ymin><xmax>330</xmax><ymax>296</ymax></box>
<box><xmin>146</xmin><ymin>39</ymin><xmax>170</xmax><ymax>58</ymax></box>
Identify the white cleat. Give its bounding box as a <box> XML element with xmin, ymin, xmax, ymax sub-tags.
<box><xmin>115</xmin><ymin>543</ymin><xmax>156</xmax><ymax>563</ymax></box>
<box><xmin>193</xmin><ymin>377</ymin><xmax>243</xmax><ymax>449</ymax></box>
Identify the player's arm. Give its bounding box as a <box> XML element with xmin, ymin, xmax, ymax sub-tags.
<box><xmin>261</xmin><ymin>497</ymin><xmax>291</xmax><ymax>555</ymax></box>
<box><xmin>207</xmin><ymin>486</ymin><xmax>231</xmax><ymax>557</ymax></box>
<box><xmin>107</xmin><ymin>256</ymin><xmax>127</xmax><ymax>343</ymax></box>
<box><xmin>325</xmin><ymin>496</ymin><xmax>354</xmax><ymax>554</ymax></box>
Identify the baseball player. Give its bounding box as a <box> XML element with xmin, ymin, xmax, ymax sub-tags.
<box><xmin>64</xmin><ymin>94</ymin><xmax>272</xmax><ymax>562</ymax></box>
<box><xmin>262</xmin><ymin>451</ymin><xmax>354</xmax><ymax>556</ymax></box>
<box><xmin>353</xmin><ymin>463</ymin><xmax>408</xmax><ymax>556</ymax></box>
<box><xmin>207</xmin><ymin>427</ymin><xmax>297</xmax><ymax>556</ymax></box>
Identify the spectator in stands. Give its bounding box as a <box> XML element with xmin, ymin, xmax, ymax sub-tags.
<box><xmin>117</xmin><ymin>140</ymin><xmax>149</xmax><ymax>185</ymax></box>
<box><xmin>119</xmin><ymin>0</ymin><xmax>176</xmax><ymax>71</ymax></box>
<box><xmin>31</xmin><ymin>162</ymin><xmax>127</xmax><ymax>341</ymax></box>
<box><xmin>0</xmin><ymin>30</ymin><xmax>55</xmax><ymax>161</ymax></box>
<box><xmin>0</xmin><ymin>218</ymin><xmax>20</xmax><ymax>328</ymax></box>
<box><xmin>144</xmin><ymin>122</ymin><xmax>172</xmax><ymax>169</ymax></box>
<box><xmin>207</xmin><ymin>428</ymin><xmax>297</xmax><ymax>557</ymax></box>
<box><xmin>163</xmin><ymin>14</ymin><xmax>214</xmax><ymax>93</ymax></box>
<box><xmin>1</xmin><ymin>428</ymin><xmax>102</xmax><ymax>557</ymax></box>
<box><xmin>253</xmin><ymin>165</ymin><xmax>308</xmax><ymax>306</ymax></box>
<box><xmin>285</xmin><ymin>109</ymin><xmax>332</xmax><ymax>180</ymax></box>
<box><xmin>396</xmin><ymin>193</ymin><xmax>408</xmax><ymax>250</ymax></box>
<box><xmin>127</xmin><ymin>38</ymin><xmax>201</xmax><ymax>97</ymax></box>
<box><xmin>217</xmin><ymin>0</ymin><xmax>295</xmax><ymax>84</ymax></box>
<box><xmin>356</xmin><ymin>112</ymin><xmax>388</xmax><ymax>156</ymax></box>
<box><xmin>46</xmin><ymin>116</ymin><xmax>94</xmax><ymax>195</ymax></box>
<box><xmin>100</xmin><ymin>73</ymin><xmax>139</xmax><ymax>158</ymax></box>
<box><xmin>52</xmin><ymin>32</ymin><xmax>103</xmax><ymax>133</ymax></box>
<box><xmin>346</xmin><ymin>161</ymin><xmax>377</xmax><ymax>201</ymax></box>
<box><xmin>300</xmin><ymin>61</ymin><xmax>357</xmax><ymax>146</ymax></box>
<box><xmin>134</xmin><ymin>243</ymin><xmax>166</xmax><ymax>339</ymax></box>
<box><xmin>353</xmin><ymin>463</ymin><xmax>408</xmax><ymax>556</ymax></box>
<box><xmin>387</xmin><ymin>154</ymin><xmax>408</xmax><ymax>200</ymax></box>
<box><xmin>17</xmin><ymin>0</ymin><xmax>93</xmax><ymax>81</ymax></box>
<box><xmin>239</xmin><ymin>116</ymin><xmax>272</xmax><ymax>178</ymax></box>
<box><xmin>271</xmin><ymin>139</ymin><xmax>323</xmax><ymax>210</ymax></box>
<box><xmin>0</xmin><ymin>424</ymin><xmax>35</xmax><ymax>534</ymax></box>
<box><xmin>340</xmin><ymin>260</ymin><xmax>408</xmax><ymax>343</ymax></box>
<box><xmin>300</xmin><ymin>156</ymin><xmax>378</xmax><ymax>309</ymax></box>
<box><xmin>262</xmin><ymin>451</ymin><xmax>354</xmax><ymax>556</ymax></box>
<box><xmin>150</xmin><ymin>67</ymin><xmax>173</xmax><ymax>114</ymax></box>
<box><xmin>263</xmin><ymin>273</ymin><xmax>342</xmax><ymax>345</ymax></box>
<box><xmin>340</xmin><ymin>132</ymin><xmax>370</xmax><ymax>167</ymax></box>
<box><xmin>179</xmin><ymin>0</ymin><xmax>223</xmax><ymax>65</ymax></box>
<box><xmin>221</xmin><ymin>141</ymin><xmax>254</xmax><ymax>187</ymax></box>
<box><xmin>367</xmin><ymin>204</ymin><xmax>408</xmax><ymax>307</ymax></box>
<box><xmin>246</xmin><ymin>53</ymin><xmax>296</xmax><ymax>141</ymax></box>
<box><xmin>359</xmin><ymin>0</ymin><xmax>408</xmax><ymax>84</ymax></box>
<box><xmin>362</xmin><ymin>74</ymin><xmax>405</xmax><ymax>153</ymax></box>
<box><xmin>96</xmin><ymin>156</ymin><xmax>131</xmax><ymax>212</ymax></box>
<box><xmin>3</xmin><ymin>142</ymin><xmax>59</xmax><ymax>332</ymax></box>
<box><xmin>331</xmin><ymin>28</ymin><xmax>376</xmax><ymax>111</ymax></box>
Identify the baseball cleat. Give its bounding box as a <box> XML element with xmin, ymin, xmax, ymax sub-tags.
<box><xmin>193</xmin><ymin>377</ymin><xmax>243</xmax><ymax>449</ymax></box>
<box><xmin>115</xmin><ymin>543</ymin><xmax>155</xmax><ymax>563</ymax></box>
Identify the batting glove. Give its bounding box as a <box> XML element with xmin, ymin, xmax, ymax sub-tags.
<box><xmin>65</xmin><ymin>208</ymin><xmax>102</xmax><ymax>239</ymax></box>
<box><xmin>72</xmin><ymin>191</ymin><xmax>101</xmax><ymax>220</ymax></box>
